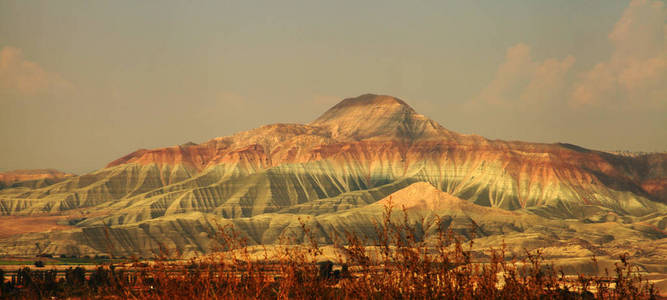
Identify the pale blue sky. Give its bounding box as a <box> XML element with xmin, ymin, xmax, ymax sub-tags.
<box><xmin>1</xmin><ymin>0</ymin><xmax>665</xmax><ymax>174</ymax></box>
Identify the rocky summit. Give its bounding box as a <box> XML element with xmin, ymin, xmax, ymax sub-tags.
<box><xmin>0</xmin><ymin>94</ymin><xmax>665</xmax><ymax>273</ymax></box>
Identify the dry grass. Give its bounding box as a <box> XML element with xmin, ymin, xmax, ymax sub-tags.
<box><xmin>0</xmin><ymin>202</ymin><xmax>660</xmax><ymax>299</ymax></box>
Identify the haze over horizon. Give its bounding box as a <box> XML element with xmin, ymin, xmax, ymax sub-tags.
<box><xmin>1</xmin><ymin>0</ymin><xmax>665</xmax><ymax>174</ymax></box>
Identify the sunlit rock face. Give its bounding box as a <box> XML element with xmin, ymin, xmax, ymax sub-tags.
<box><xmin>0</xmin><ymin>94</ymin><xmax>665</xmax><ymax>259</ymax></box>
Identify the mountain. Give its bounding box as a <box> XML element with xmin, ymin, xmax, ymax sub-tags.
<box><xmin>0</xmin><ymin>94</ymin><xmax>665</xmax><ymax>267</ymax></box>
<box><xmin>0</xmin><ymin>169</ymin><xmax>74</xmax><ymax>190</ymax></box>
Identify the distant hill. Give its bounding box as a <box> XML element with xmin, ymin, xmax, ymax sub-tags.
<box><xmin>0</xmin><ymin>169</ymin><xmax>74</xmax><ymax>190</ymax></box>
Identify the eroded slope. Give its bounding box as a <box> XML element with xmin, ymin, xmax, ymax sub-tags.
<box><xmin>0</xmin><ymin>94</ymin><xmax>665</xmax><ymax>259</ymax></box>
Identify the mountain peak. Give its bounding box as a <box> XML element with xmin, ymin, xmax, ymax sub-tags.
<box><xmin>312</xmin><ymin>94</ymin><xmax>413</xmax><ymax>124</ymax></box>
<box><xmin>327</xmin><ymin>93</ymin><xmax>414</xmax><ymax>112</ymax></box>
<box><xmin>310</xmin><ymin>94</ymin><xmax>449</xmax><ymax>141</ymax></box>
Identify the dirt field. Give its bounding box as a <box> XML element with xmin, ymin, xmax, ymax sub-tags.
<box><xmin>0</xmin><ymin>215</ymin><xmax>74</xmax><ymax>239</ymax></box>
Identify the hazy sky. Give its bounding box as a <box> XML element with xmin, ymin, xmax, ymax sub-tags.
<box><xmin>1</xmin><ymin>0</ymin><xmax>665</xmax><ymax>174</ymax></box>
